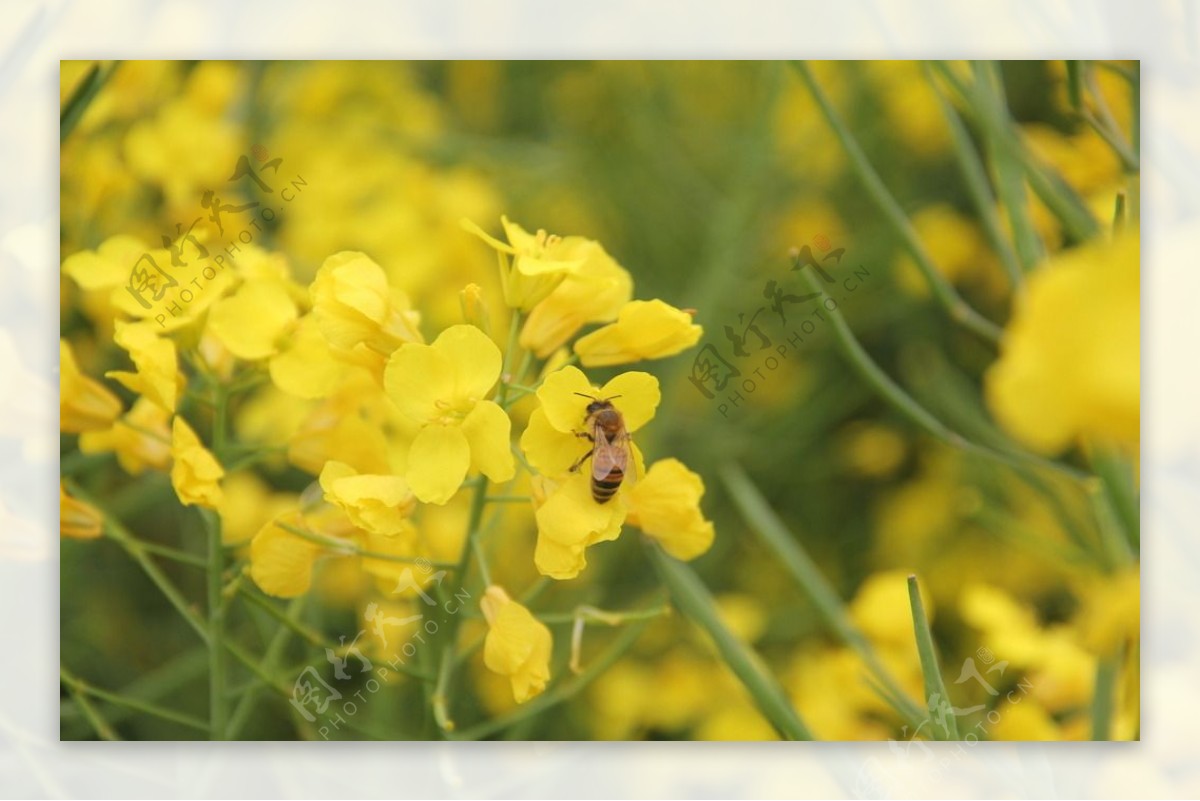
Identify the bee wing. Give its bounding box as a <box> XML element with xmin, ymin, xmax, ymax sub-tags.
<box><xmin>590</xmin><ymin>430</ymin><xmax>630</xmax><ymax>481</ymax></box>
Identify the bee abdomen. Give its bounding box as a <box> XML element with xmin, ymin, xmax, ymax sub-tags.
<box><xmin>591</xmin><ymin>471</ymin><xmax>624</xmax><ymax>504</ymax></box>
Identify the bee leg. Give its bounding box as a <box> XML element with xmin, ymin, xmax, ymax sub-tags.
<box><xmin>569</xmin><ymin>448</ymin><xmax>594</xmax><ymax>473</ymax></box>
<box><xmin>574</xmin><ymin>430</ymin><xmax>594</xmax><ymax>442</ymax></box>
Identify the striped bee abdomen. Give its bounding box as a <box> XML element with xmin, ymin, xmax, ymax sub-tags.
<box><xmin>591</xmin><ymin>468</ymin><xmax>624</xmax><ymax>503</ymax></box>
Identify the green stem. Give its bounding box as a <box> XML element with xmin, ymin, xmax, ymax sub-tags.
<box><xmin>1091</xmin><ymin>649</ymin><xmax>1122</xmax><ymax>739</ymax></box>
<box><xmin>275</xmin><ymin>522</ymin><xmax>456</xmax><ymax>568</ymax></box>
<box><xmin>61</xmin><ymin>666</ymin><xmax>207</xmax><ymax>734</ymax></box>
<box><xmin>1089</xmin><ymin>445</ymin><xmax>1140</xmax><ymax>553</ymax></box>
<box><xmin>647</xmin><ymin>543</ymin><xmax>813</xmax><ymax>740</ymax></box>
<box><xmin>720</xmin><ymin>463</ymin><xmax>925</xmax><ymax>729</ymax></box>
<box><xmin>796</xmin><ymin>267</ymin><xmax>1087</xmax><ymax>484</ymax></box>
<box><xmin>227</xmin><ymin>597</ymin><xmax>304</xmax><ymax>738</ymax></box>
<box><xmin>792</xmin><ymin>60</ymin><xmax>1002</xmax><ymax>344</ymax></box>
<box><xmin>972</xmin><ymin>61</ymin><xmax>1044</xmax><ymax>273</ymax></box>
<box><xmin>907</xmin><ymin>575</ymin><xmax>959</xmax><ymax>740</ymax></box>
<box><xmin>204</xmin><ymin>509</ymin><xmax>227</xmax><ymax>741</ymax></box>
<box><xmin>925</xmin><ymin>64</ymin><xmax>1023</xmax><ymax>289</ymax></box>
<box><xmin>131</xmin><ymin>539</ymin><xmax>207</xmax><ymax>568</ymax></box>
<box><xmin>60</xmin><ymin>61</ymin><xmax>121</xmax><ymax>142</ymax></box>
<box><xmin>61</xmin><ymin>673</ymin><xmax>121</xmax><ymax>740</ymax></box>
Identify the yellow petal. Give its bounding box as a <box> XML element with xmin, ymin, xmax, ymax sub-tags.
<box><xmin>520</xmin><ymin>407</ymin><xmax>589</xmax><ymax>477</ymax></box>
<box><xmin>628</xmin><ymin>458</ymin><xmax>713</xmax><ymax>561</ymax></box>
<box><xmin>406</xmin><ymin>423</ymin><xmax>470</xmax><ymax>505</ymax></box>
<box><xmin>598</xmin><ymin>371</ymin><xmax>660</xmax><ymax>433</ymax></box>
<box><xmin>268</xmin><ymin>315</ymin><xmax>347</xmax><ymax>399</ymax></box>
<box><xmin>432</xmin><ymin>324</ymin><xmax>501</xmax><ymax>401</ymax></box>
<box><xmin>461</xmin><ymin>400</ymin><xmax>515</xmax><ymax>482</ymax></box>
<box><xmin>60</xmin><ymin>339</ymin><xmax>122</xmax><ymax>433</ymax></box>
<box><xmin>79</xmin><ymin>397</ymin><xmax>172</xmax><ymax>475</ymax></box>
<box><xmin>107</xmin><ymin>321</ymin><xmax>179</xmax><ymax>412</ymax></box>
<box><xmin>319</xmin><ymin>460</ymin><xmax>415</xmax><ymax>536</ymax></box>
<box><xmin>384</xmin><ymin>341</ymin><xmax>456</xmax><ymax>423</ymax></box>
<box><xmin>207</xmin><ymin>280</ymin><xmax>298</xmax><ymax>360</ymax></box>
<box><xmin>170</xmin><ymin>416</ymin><xmax>224</xmax><ymax>508</ymax></box>
<box><xmin>249</xmin><ymin>513</ymin><xmax>322</xmax><ymax>598</ymax></box>
<box><xmin>481</xmin><ymin>586</ymin><xmax>553</xmax><ymax>703</ymax></box>
<box><xmin>519</xmin><ymin>242</ymin><xmax>632</xmax><ymax>356</ymax></box>
<box><xmin>60</xmin><ymin>483</ymin><xmax>103</xmax><ymax>539</ymax></box>
<box><xmin>536</xmin><ymin>365</ymin><xmax>597</xmax><ymax>433</ymax></box>
<box><xmin>574</xmin><ymin>299</ymin><xmax>703</xmax><ymax>367</ymax></box>
<box><xmin>534</xmin><ymin>534</ymin><xmax>589</xmax><ymax>581</ymax></box>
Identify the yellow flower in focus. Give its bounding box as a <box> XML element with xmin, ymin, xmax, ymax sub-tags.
<box><xmin>106</xmin><ymin>322</ymin><xmax>179</xmax><ymax>413</ymax></box>
<box><xmin>384</xmin><ymin>324</ymin><xmax>514</xmax><ymax>504</ymax></box>
<box><xmin>60</xmin><ymin>339</ymin><xmax>122</xmax><ymax>433</ymax></box>
<box><xmin>627</xmin><ymin>458</ymin><xmax>714</xmax><ymax>561</ymax></box>
<box><xmin>520</xmin><ymin>365</ymin><xmax>659</xmax><ymax>578</ymax></box>
<box><xmin>574</xmin><ymin>299</ymin><xmax>702</xmax><ymax>367</ymax></box>
<box><xmin>170</xmin><ymin>417</ymin><xmax>224</xmax><ymax>508</ymax></box>
<box><xmin>311</xmin><ymin>251</ymin><xmax>424</xmax><ymax>373</ymax></box>
<box><xmin>60</xmin><ymin>483</ymin><xmax>103</xmax><ymax>540</ymax></box>
<box><xmin>79</xmin><ymin>398</ymin><xmax>172</xmax><ymax>475</ymax></box>
<box><xmin>319</xmin><ymin>460</ymin><xmax>416</xmax><ymax>536</ymax></box>
<box><xmin>481</xmin><ymin>585</ymin><xmax>552</xmax><ymax>703</ymax></box>
<box><xmin>519</xmin><ymin>240</ymin><xmax>632</xmax><ymax>358</ymax></box>
<box><xmin>250</xmin><ymin>512</ymin><xmax>323</xmax><ymax>598</ymax></box>
<box><xmin>207</xmin><ymin>279</ymin><xmax>298</xmax><ymax>360</ymax></box>
<box><xmin>986</xmin><ymin>232</ymin><xmax>1139</xmax><ymax>454</ymax></box>
<box><xmin>462</xmin><ymin>216</ymin><xmax>588</xmax><ymax>311</ymax></box>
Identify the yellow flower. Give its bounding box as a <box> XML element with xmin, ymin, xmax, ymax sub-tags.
<box><xmin>250</xmin><ymin>512</ymin><xmax>323</xmax><ymax>598</ymax></box>
<box><xmin>520</xmin><ymin>366</ymin><xmax>664</xmax><ymax>578</ymax></box>
<box><xmin>986</xmin><ymin>232</ymin><xmax>1139</xmax><ymax>454</ymax></box>
<box><xmin>310</xmin><ymin>251</ymin><xmax>424</xmax><ymax>373</ymax></box>
<box><xmin>79</xmin><ymin>398</ymin><xmax>172</xmax><ymax>474</ymax></box>
<box><xmin>384</xmin><ymin>324</ymin><xmax>514</xmax><ymax>504</ymax></box>
<box><xmin>170</xmin><ymin>417</ymin><xmax>224</xmax><ymax>508</ymax></box>
<box><xmin>627</xmin><ymin>458</ymin><xmax>714</xmax><ymax>561</ymax></box>
<box><xmin>60</xmin><ymin>483</ymin><xmax>103</xmax><ymax>540</ymax></box>
<box><xmin>207</xmin><ymin>279</ymin><xmax>298</xmax><ymax>360</ymax></box>
<box><xmin>1075</xmin><ymin>568</ymin><xmax>1139</xmax><ymax>654</ymax></box>
<box><xmin>461</xmin><ymin>216</ymin><xmax>589</xmax><ymax>311</ymax></box>
<box><xmin>481</xmin><ymin>585</ymin><xmax>552</xmax><ymax>703</ymax></box>
<box><xmin>218</xmin><ymin>472</ymin><xmax>297</xmax><ymax>547</ymax></box>
<box><xmin>60</xmin><ymin>339</ymin><xmax>122</xmax><ymax>433</ymax></box>
<box><xmin>318</xmin><ymin>460</ymin><xmax>416</xmax><ymax>536</ymax></box>
<box><xmin>519</xmin><ymin>240</ymin><xmax>632</xmax><ymax>358</ymax></box>
<box><xmin>573</xmin><ymin>299</ymin><xmax>702</xmax><ymax>367</ymax></box>
<box><xmin>106</xmin><ymin>322</ymin><xmax>179</xmax><ymax>413</ymax></box>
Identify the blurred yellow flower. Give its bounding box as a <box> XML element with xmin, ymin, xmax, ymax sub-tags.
<box><xmin>311</xmin><ymin>251</ymin><xmax>424</xmax><ymax>374</ymax></box>
<box><xmin>124</xmin><ymin>98</ymin><xmax>242</xmax><ymax>209</ymax></box>
<box><xmin>250</xmin><ymin>512</ymin><xmax>323</xmax><ymax>598</ymax></box>
<box><xmin>170</xmin><ymin>417</ymin><xmax>224</xmax><ymax>508</ymax></box>
<box><xmin>268</xmin><ymin>314</ymin><xmax>349</xmax><ymax>399</ymax></box>
<box><xmin>986</xmin><ymin>232</ymin><xmax>1139</xmax><ymax>454</ymax></box>
<box><xmin>60</xmin><ymin>483</ymin><xmax>103</xmax><ymax>540</ymax></box>
<box><xmin>384</xmin><ymin>324</ymin><xmax>514</xmax><ymax>504</ymax></box>
<box><xmin>60</xmin><ymin>339</ymin><xmax>122</xmax><ymax>433</ymax></box>
<box><xmin>218</xmin><ymin>472</ymin><xmax>296</xmax><ymax>547</ymax></box>
<box><xmin>106</xmin><ymin>322</ymin><xmax>179</xmax><ymax>413</ymax></box>
<box><xmin>207</xmin><ymin>279</ymin><xmax>298</xmax><ymax>361</ymax></box>
<box><xmin>627</xmin><ymin>458</ymin><xmax>714</xmax><ymax>561</ymax></box>
<box><xmin>318</xmin><ymin>460</ymin><xmax>415</xmax><ymax>536</ymax></box>
<box><xmin>574</xmin><ymin>299</ymin><xmax>702</xmax><ymax>367</ymax></box>
<box><xmin>79</xmin><ymin>397</ymin><xmax>172</xmax><ymax>475</ymax></box>
<box><xmin>462</xmin><ymin>216</ymin><xmax>587</xmax><ymax>311</ymax></box>
<box><xmin>481</xmin><ymin>585</ymin><xmax>552</xmax><ymax>703</ymax></box>
<box><xmin>1075</xmin><ymin>568</ymin><xmax>1139</xmax><ymax>654</ymax></box>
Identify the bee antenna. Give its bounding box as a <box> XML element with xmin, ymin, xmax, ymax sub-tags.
<box><xmin>606</xmin><ymin>395</ymin><xmax>622</xmax><ymax>400</ymax></box>
<box><xmin>574</xmin><ymin>392</ymin><xmax>597</xmax><ymax>400</ymax></box>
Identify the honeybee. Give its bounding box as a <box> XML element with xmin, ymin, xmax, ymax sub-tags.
<box><xmin>571</xmin><ymin>393</ymin><xmax>633</xmax><ymax>504</ymax></box>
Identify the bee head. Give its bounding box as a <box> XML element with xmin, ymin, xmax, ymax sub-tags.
<box><xmin>575</xmin><ymin>392</ymin><xmax>622</xmax><ymax>416</ymax></box>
